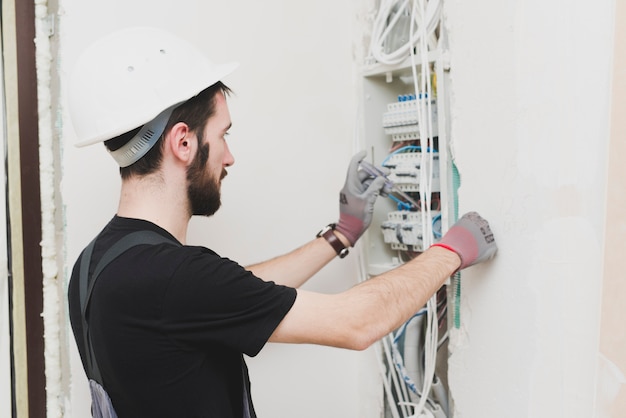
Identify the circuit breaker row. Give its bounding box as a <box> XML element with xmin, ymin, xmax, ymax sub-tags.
<box><xmin>381</xmin><ymin>210</ymin><xmax>441</xmax><ymax>252</ymax></box>
<box><xmin>382</xmin><ymin>95</ymin><xmax>438</xmax><ymax>142</ymax></box>
<box><xmin>382</xmin><ymin>151</ymin><xmax>440</xmax><ymax>193</ymax></box>
<box><xmin>379</xmin><ymin>94</ymin><xmax>441</xmax><ymax>252</ymax></box>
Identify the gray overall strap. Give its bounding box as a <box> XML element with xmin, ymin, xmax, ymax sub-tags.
<box><xmin>78</xmin><ymin>230</ymin><xmax>179</xmax><ymax>385</ymax></box>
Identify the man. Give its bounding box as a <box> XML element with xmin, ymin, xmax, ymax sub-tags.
<box><xmin>67</xmin><ymin>27</ymin><xmax>497</xmax><ymax>418</ymax></box>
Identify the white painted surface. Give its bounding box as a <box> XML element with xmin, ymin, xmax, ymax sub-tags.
<box><xmin>59</xmin><ymin>1</ymin><xmax>380</xmax><ymax>417</ymax></box>
<box><xmin>444</xmin><ymin>0</ymin><xmax>615</xmax><ymax>417</ymax></box>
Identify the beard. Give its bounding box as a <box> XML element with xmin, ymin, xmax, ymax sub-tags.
<box><xmin>186</xmin><ymin>142</ymin><xmax>226</xmax><ymax>217</ymax></box>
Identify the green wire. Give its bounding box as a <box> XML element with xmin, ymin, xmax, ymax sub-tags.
<box><xmin>451</xmin><ymin>162</ymin><xmax>462</xmax><ymax>329</ymax></box>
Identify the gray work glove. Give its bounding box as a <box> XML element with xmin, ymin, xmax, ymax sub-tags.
<box><xmin>432</xmin><ymin>211</ymin><xmax>497</xmax><ymax>270</ymax></box>
<box><xmin>335</xmin><ymin>151</ymin><xmax>387</xmax><ymax>246</ymax></box>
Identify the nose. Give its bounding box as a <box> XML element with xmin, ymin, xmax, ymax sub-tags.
<box><xmin>223</xmin><ymin>141</ymin><xmax>235</xmax><ymax>167</ymax></box>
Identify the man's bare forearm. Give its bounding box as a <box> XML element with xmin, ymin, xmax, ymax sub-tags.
<box><xmin>341</xmin><ymin>245</ymin><xmax>460</xmax><ymax>348</ymax></box>
<box><xmin>270</xmin><ymin>245</ymin><xmax>461</xmax><ymax>350</ymax></box>
<box><xmin>246</xmin><ymin>236</ymin><xmax>339</xmax><ymax>288</ymax></box>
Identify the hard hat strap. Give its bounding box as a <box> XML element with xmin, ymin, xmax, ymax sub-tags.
<box><xmin>109</xmin><ymin>102</ymin><xmax>181</xmax><ymax>167</ymax></box>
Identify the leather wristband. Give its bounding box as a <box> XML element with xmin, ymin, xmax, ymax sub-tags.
<box><xmin>316</xmin><ymin>223</ymin><xmax>349</xmax><ymax>258</ymax></box>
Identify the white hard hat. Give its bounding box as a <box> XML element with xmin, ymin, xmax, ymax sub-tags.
<box><xmin>68</xmin><ymin>26</ymin><xmax>238</xmax><ymax>166</ymax></box>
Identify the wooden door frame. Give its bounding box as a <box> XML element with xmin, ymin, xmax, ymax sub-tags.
<box><xmin>2</xmin><ymin>0</ymin><xmax>46</xmax><ymax>416</ymax></box>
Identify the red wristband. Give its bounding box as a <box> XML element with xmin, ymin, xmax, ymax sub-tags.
<box><xmin>431</xmin><ymin>243</ymin><xmax>463</xmax><ymax>272</ymax></box>
<box><xmin>431</xmin><ymin>243</ymin><xmax>457</xmax><ymax>254</ymax></box>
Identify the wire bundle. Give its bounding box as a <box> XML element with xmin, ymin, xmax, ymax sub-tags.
<box><xmin>368</xmin><ymin>0</ymin><xmax>442</xmax><ymax>66</ymax></box>
<box><xmin>367</xmin><ymin>1</ymin><xmax>447</xmax><ymax>417</ymax></box>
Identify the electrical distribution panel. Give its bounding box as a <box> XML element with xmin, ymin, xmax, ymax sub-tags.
<box><xmin>359</xmin><ymin>1</ymin><xmax>456</xmax><ymax>417</ymax></box>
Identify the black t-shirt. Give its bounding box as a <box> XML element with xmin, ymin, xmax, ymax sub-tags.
<box><xmin>68</xmin><ymin>216</ymin><xmax>297</xmax><ymax>417</ymax></box>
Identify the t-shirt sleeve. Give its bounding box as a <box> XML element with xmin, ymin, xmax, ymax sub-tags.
<box><xmin>161</xmin><ymin>246</ymin><xmax>297</xmax><ymax>357</ymax></box>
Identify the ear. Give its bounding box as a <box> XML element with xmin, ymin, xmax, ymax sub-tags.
<box><xmin>166</xmin><ymin>122</ymin><xmax>193</xmax><ymax>164</ymax></box>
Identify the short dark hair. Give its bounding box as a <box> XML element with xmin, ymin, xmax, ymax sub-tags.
<box><xmin>105</xmin><ymin>82</ymin><xmax>232</xmax><ymax>179</ymax></box>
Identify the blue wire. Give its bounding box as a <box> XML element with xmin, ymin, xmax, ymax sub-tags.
<box><xmin>382</xmin><ymin>146</ymin><xmax>436</xmax><ymax>209</ymax></box>
<box><xmin>393</xmin><ymin>309</ymin><xmax>428</xmax><ymax>344</ymax></box>
<box><xmin>432</xmin><ymin>212</ymin><xmax>442</xmax><ymax>238</ymax></box>
<box><xmin>388</xmin><ymin>194</ymin><xmax>412</xmax><ymax>211</ymax></box>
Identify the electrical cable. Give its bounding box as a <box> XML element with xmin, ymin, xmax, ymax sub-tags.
<box><xmin>450</xmin><ymin>162</ymin><xmax>462</xmax><ymax>329</ymax></box>
<box><xmin>367</xmin><ymin>1</ymin><xmax>448</xmax><ymax>417</ymax></box>
<box><xmin>391</xmin><ymin>311</ymin><xmax>425</xmax><ymax>399</ymax></box>
<box><xmin>368</xmin><ymin>0</ymin><xmax>442</xmax><ymax>66</ymax></box>
<box><xmin>383</xmin><ymin>335</ymin><xmax>412</xmax><ymax>417</ymax></box>
<box><xmin>437</xmin><ymin>331</ymin><xmax>449</xmax><ymax>350</ymax></box>
<box><xmin>432</xmin><ymin>213</ymin><xmax>442</xmax><ymax>238</ymax></box>
<box><xmin>403</xmin><ymin>1</ymin><xmax>440</xmax><ymax>416</ymax></box>
<box><xmin>374</xmin><ymin>342</ymin><xmax>403</xmax><ymax>418</ymax></box>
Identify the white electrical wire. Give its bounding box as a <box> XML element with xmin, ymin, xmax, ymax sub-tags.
<box><xmin>368</xmin><ymin>0</ymin><xmax>441</xmax><ymax>66</ymax></box>
<box><xmin>374</xmin><ymin>342</ymin><xmax>403</xmax><ymax>418</ymax></box>
<box><xmin>404</xmin><ymin>0</ymin><xmax>439</xmax><ymax>416</ymax></box>
<box><xmin>383</xmin><ymin>335</ymin><xmax>412</xmax><ymax>417</ymax></box>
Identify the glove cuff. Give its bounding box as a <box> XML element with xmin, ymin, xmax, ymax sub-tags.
<box><xmin>335</xmin><ymin>214</ymin><xmax>364</xmax><ymax>246</ymax></box>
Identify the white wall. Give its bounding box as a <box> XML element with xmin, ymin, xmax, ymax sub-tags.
<box><xmin>443</xmin><ymin>1</ymin><xmax>616</xmax><ymax>417</ymax></box>
<box><xmin>58</xmin><ymin>1</ymin><xmax>382</xmax><ymax>417</ymax></box>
